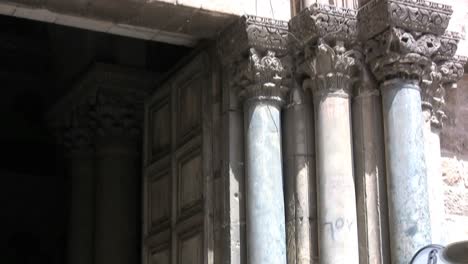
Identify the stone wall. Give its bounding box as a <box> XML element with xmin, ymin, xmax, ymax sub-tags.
<box><xmin>441</xmin><ymin>74</ymin><xmax>468</xmax><ymax>244</ymax></box>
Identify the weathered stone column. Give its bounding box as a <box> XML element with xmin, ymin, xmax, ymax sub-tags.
<box><xmin>291</xmin><ymin>5</ymin><xmax>359</xmax><ymax>264</ymax></box>
<box><xmin>48</xmin><ymin>99</ymin><xmax>97</xmax><ymax>264</ymax></box>
<box><xmin>91</xmin><ymin>88</ymin><xmax>147</xmax><ymax>264</ymax></box>
<box><xmin>283</xmin><ymin>83</ymin><xmax>315</xmax><ymax>264</ymax></box>
<box><xmin>358</xmin><ymin>1</ymin><xmax>453</xmax><ymax>262</ymax></box>
<box><xmin>420</xmin><ymin>47</ymin><xmax>467</xmax><ymax>244</ymax></box>
<box><xmin>352</xmin><ymin>61</ymin><xmax>390</xmax><ymax>264</ymax></box>
<box><xmin>218</xmin><ymin>16</ymin><xmax>290</xmax><ymax>264</ymax></box>
<box><xmin>63</xmin><ymin>121</ymin><xmax>95</xmax><ymax>264</ymax></box>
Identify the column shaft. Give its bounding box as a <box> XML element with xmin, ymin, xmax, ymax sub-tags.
<box><xmin>244</xmin><ymin>100</ymin><xmax>286</xmax><ymax>264</ymax></box>
<box><xmin>380</xmin><ymin>79</ymin><xmax>431</xmax><ymax>263</ymax></box>
<box><xmin>353</xmin><ymin>90</ymin><xmax>390</xmax><ymax>264</ymax></box>
<box><xmin>315</xmin><ymin>94</ymin><xmax>359</xmax><ymax>264</ymax></box>
<box><xmin>284</xmin><ymin>86</ymin><xmax>314</xmax><ymax>264</ymax></box>
<box><xmin>94</xmin><ymin>138</ymin><xmax>140</xmax><ymax>264</ymax></box>
<box><xmin>422</xmin><ymin>111</ymin><xmax>444</xmax><ymax>244</ymax></box>
<box><xmin>67</xmin><ymin>151</ymin><xmax>95</xmax><ymax>264</ymax></box>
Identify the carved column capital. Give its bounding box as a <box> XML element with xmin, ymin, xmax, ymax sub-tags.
<box><xmin>51</xmin><ymin>106</ymin><xmax>95</xmax><ymax>154</ymax></box>
<box><xmin>218</xmin><ymin>15</ymin><xmax>291</xmax><ymax>105</ymax></box>
<box><xmin>357</xmin><ymin>0</ymin><xmax>453</xmax><ymax>82</ymax></box>
<box><xmin>48</xmin><ymin>63</ymin><xmax>153</xmax><ymax>148</ymax></box>
<box><xmin>290</xmin><ymin>4</ymin><xmax>359</xmax><ymax>98</ymax></box>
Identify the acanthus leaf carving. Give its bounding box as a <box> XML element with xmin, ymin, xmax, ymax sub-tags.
<box><xmin>306</xmin><ymin>40</ymin><xmax>358</xmax><ymax>98</ymax></box>
<box><xmin>290</xmin><ymin>4</ymin><xmax>359</xmax><ymax>98</ymax></box>
<box><xmin>218</xmin><ymin>15</ymin><xmax>291</xmax><ymax>103</ymax></box>
<box><xmin>420</xmin><ymin>56</ymin><xmax>467</xmax><ymax>129</ymax></box>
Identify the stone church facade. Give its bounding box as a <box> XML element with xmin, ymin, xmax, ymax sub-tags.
<box><xmin>3</xmin><ymin>0</ymin><xmax>467</xmax><ymax>263</ymax></box>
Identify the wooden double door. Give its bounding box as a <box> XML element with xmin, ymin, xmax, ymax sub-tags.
<box><xmin>142</xmin><ymin>52</ymin><xmax>217</xmax><ymax>264</ymax></box>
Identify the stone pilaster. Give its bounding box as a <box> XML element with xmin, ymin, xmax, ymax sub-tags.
<box><xmin>290</xmin><ymin>4</ymin><xmax>360</xmax><ymax>264</ymax></box>
<box><xmin>218</xmin><ymin>15</ymin><xmax>290</xmax><ymax>264</ymax></box>
<box><xmin>358</xmin><ymin>1</ymin><xmax>453</xmax><ymax>262</ymax></box>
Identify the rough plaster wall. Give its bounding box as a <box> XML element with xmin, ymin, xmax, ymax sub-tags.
<box><xmin>441</xmin><ymin>74</ymin><xmax>468</xmax><ymax>245</ymax></box>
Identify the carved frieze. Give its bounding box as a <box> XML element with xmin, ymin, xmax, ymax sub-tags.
<box><xmin>218</xmin><ymin>15</ymin><xmax>291</xmax><ymax>103</ymax></box>
<box><xmin>357</xmin><ymin>0</ymin><xmax>452</xmax><ymax>41</ymax></box>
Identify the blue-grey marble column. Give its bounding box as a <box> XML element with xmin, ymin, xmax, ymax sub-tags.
<box><xmin>217</xmin><ymin>16</ymin><xmax>290</xmax><ymax>264</ymax></box>
<box><xmin>380</xmin><ymin>79</ymin><xmax>431</xmax><ymax>263</ymax></box>
<box><xmin>244</xmin><ymin>97</ymin><xmax>287</xmax><ymax>264</ymax></box>
<box><xmin>309</xmin><ymin>41</ymin><xmax>359</xmax><ymax>264</ymax></box>
<box><xmin>357</xmin><ymin>1</ymin><xmax>453</xmax><ymax>261</ymax></box>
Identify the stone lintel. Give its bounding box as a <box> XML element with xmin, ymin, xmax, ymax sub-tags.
<box><xmin>48</xmin><ymin>63</ymin><xmax>153</xmax><ymax>148</ymax></box>
<box><xmin>357</xmin><ymin>0</ymin><xmax>452</xmax><ymax>41</ymax></box>
<box><xmin>217</xmin><ymin>15</ymin><xmax>290</xmax><ymax>104</ymax></box>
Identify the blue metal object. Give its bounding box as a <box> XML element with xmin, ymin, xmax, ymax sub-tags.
<box><xmin>410</xmin><ymin>244</ymin><xmax>444</xmax><ymax>264</ymax></box>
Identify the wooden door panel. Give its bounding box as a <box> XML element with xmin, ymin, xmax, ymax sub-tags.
<box><xmin>143</xmin><ymin>52</ymin><xmax>212</xmax><ymax>264</ymax></box>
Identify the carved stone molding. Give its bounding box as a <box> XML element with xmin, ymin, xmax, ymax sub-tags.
<box><xmin>289</xmin><ymin>4</ymin><xmax>358</xmax><ymax>98</ymax></box>
<box><xmin>289</xmin><ymin>4</ymin><xmax>357</xmax><ymax>46</ymax></box>
<box><xmin>218</xmin><ymin>15</ymin><xmax>290</xmax><ymax>104</ymax></box>
<box><xmin>357</xmin><ymin>0</ymin><xmax>452</xmax><ymax>41</ymax></box>
<box><xmin>48</xmin><ymin>63</ymin><xmax>153</xmax><ymax>148</ymax></box>
<box><xmin>55</xmin><ymin>106</ymin><xmax>95</xmax><ymax>154</ymax></box>
<box><xmin>358</xmin><ymin>0</ymin><xmax>453</xmax><ymax>82</ymax></box>
<box><xmin>420</xmin><ymin>56</ymin><xmax>467</xmax><ymax>128</ymax></box>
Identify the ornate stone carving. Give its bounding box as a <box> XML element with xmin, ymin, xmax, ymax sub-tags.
<box><xmin>289</xmin><ymin>4</ymin><xmax>357</xmax><ymax>46</ymax></box>
<box><xmin>358</xmin><ymin>0</ymin><xmax>453</xmax><ymax>82</ymax></box>
<box><xmin>48</xmin><ymin>63</ymin><xmax>153</xmax><ymax>147</ymax></box>
<box><xmin>290</xmin><ymin>4</ymin><xmax>358</xmax><ymax>98</ymax></box>
<box><xmin>88</xmin><ymin>88</ymin><xmax>147</xmax><ymax>138</ymax></box>
<box><xmin>433</xmin><ymin>31</ymin><xmax>462</xmax><ymax>62</ymax></box>
<box><xmin>218</xmin><ymin>15</ymin><xmax>289</xmax><ymax>65</ymax></box>
<box><xmin>357</xmin><ymin>0</ymin><xmax>452</xmax><ymax>41</ymax></box>
<box><xmin>439</xmin><ymin>56</ymin><xmax>467</xmax><ymax>89</ymax></box>
<box><xmin>55</xmin><ymin>106</ymin><xmax>95</xmax><ymax>153</ymax></box>
<box><xmin>306</xmin><ymin>40</ymin><xmax>358</xmax><ymax>98</ymax></box>
<box><xmin>364</xmin><ymin>27</ymin><xmax>443</xmax><ymax>81</ymax></box>
<box><xmin>218</xmin><ymin>15</ymin><xmax>290</xmax><ymax>103</ymax></box>
<box><xmin>420</xmin><ymin>56</ymin><xmax>467</xmax><ymax>128</ymax></box>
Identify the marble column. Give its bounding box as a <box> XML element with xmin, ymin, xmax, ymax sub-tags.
<box><xmin>94</xmin><ymin>136</ymin><xmax>140</xmax><ymax>264</ymax></box>
<box><xmin>312</xmin><ymin>42</ymin><xmax>359</xmax><ymax>264</ymax></box>
<box><xmin>89</xmin><ymin>85</ymin><xmax>147</xmax><ymax>264</ymax></box>
<box><xmin>218</xmin><ymin>16</ymin><xmax>290</xmax><ymax>264</ymax></box>
<box><xmin>291</xmin><ymin>6</ymin><xmax>360</xmax><ymax>264</ymax></box>
<box><xmin>352</xmin><ymin>64</ymin><xmax>390</xmax><ymax>264</ymax></box>
<box><xmin>421</xmin><ymin>55</ymin><xmax>467</xmax><ymax>244</ymax></box>
<box><xmin>63</xmin><ymin>126</ymin><xmax>95</xmax><ymax>264</ymax></box>
<box><xmin>283</xmin><ymin>83</ymin><xmax>315</xmax><ymax>264</ymax></box>
<box><xmin>358</xmin><ymin>2</ymin><xmax>453</xmax><ymax>262</ymax></box>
